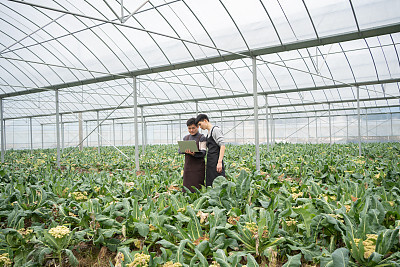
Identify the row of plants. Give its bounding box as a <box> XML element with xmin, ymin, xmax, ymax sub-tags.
<box><xmin>0</xmin><ymin>142</ymin><xmax>399</xmax><ymax>266</ymax></box>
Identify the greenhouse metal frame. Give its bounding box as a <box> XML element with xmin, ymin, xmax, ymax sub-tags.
<box><xmin>0</xmin><ymin>0</ymin><xmax>400</xmax><ymax>171</ymax></box>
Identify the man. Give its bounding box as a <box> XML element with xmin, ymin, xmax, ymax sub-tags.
<box><xmin>179</xmin><ymin>118</ymin><xmax>207</xmax><ymax>192</ymax></box>
<box><xmin>195</xmin><ymin>114</ymin><xmax>225</xmax><ymax>187</ymax></box>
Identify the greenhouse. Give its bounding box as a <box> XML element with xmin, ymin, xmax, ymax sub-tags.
<box><xmin>0</xmin><ymin>0</ymin><xmax>399</xmax><ymax>266</ymax></box>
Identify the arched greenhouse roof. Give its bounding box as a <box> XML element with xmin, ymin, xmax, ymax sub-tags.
<box><xmin>0</xmin><ymin>0</ymin><xmax>399</xmax><ymax>125</ymax></box>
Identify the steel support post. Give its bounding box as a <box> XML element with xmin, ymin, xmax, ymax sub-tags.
<box><xmin>133</xmin><ymin>77</ymin><xmax>139</xmax><ymax>172</ymax></box>
<box><xmin>234</xmin><ymin>117</ymin><xmax>237</xmax><ymax>144</ymax></box>
<box><xmin>315</xmin><ymin>112</ymin><xmax>318</xmax><ymax>144</ymax></box>
<box><xmin>41</xmin><ymin>124</ymin><xmax>44</xmax><ymax>149</ymax></box>
<box><xmin>357</xmin><ymin>87</ymin><xmax>361</xmax><ymax>156</ymax></box>
<box><xmin>61</xmin><ymin>115</ymin><xmax>64</xmax><ymax>153</ymax></box>
<box><xmin>220</xmin><ymin>111</ymin><xmax>223</xmax><ymax>132</ymax></box>
<box><xmin>171</xmin><ymin>121</ymin><xmax>174</xmax><ymax>144</ymax></box>
<box><xmin>328</xmin><ymin>103</ymin><xmax>332</xmax><ymax>145</ymax></box>
<box><xmin>265</xmin><ymin>96</ymin><xmax>269</xmax><ymax>151</ymax></box>
<box><xmin>365</xmin><ymin>109</ymin><xmax>368</xmax><ymax>140</ymax></box>
<box><xmin>272</xmin><ymin>115</ymin><xmax>275</xmax><ymax>145</ymax></box>
<box><xmin>242</xmin><ymin>120</ymin><xmax>245</xmax><ymax>144</ymax></box>
<box><xmin>0</xmin><ymin>99</ymin><xmax>4</xmax><ymax>162</ymax></box>
<box><xmin>346</xmin><ymin>115</ymin><xmax>349</xmax><ymax>143</ymax></box>
<box><xmin>307</xmin><ymin>117</ymin><xmax>310</xmax><ymax>143</ymax></box>
<box><xmin>141</xmin><ymin>107</ymin><xmax>145</xmax><ymax>154</ymax></box>
<box><xmin>113</xmin><ymin>119</ymin><xmax>116</xmax><ymax>147</ymax></box>
<box><xmin>79</xmin><ymin>113</ymin><xmax>83</xmax><ymax>151</ymax></box>
<box><xmin>121</xmin><ymin>124</ymin><xmax>124</xmax><ymax>145</ymax></box>
<box><xmin>55</xmin><ymin>90</ymin><xmax>61</xmax><ymax>168</ymax></box>
<box><xmin>252</xmin><ymin>57</ymin><xmax>260</xmax><ymax>171</ymax></box>
<box><xmin>86</xmin><ymin>121</ymin><xmax>88</xmax><ymax>147</ymax></box>
<box><xmin>97</xmin><ymin>111</ymin><xmax>100</xmax><ymax>154</ymax></box>
<box><xmin>29</xmin><ymin>117</ymin><xmax>33</xmax><ymax>152</ymax></box>
<box><xmin>166</xmin><ymin>124</ymin><xmax>169</xmax><ymax>144</ymax></box>
<box><xmin>179</xmin><ymin>114</ymin><xmax>182</xmax><ymax>141</ymax></box>
<box><xmin>196</xmin><ymin>101</ymin><xmax>198</xmax><ymax>116</ymax></box>
<box><xmin>144</xmin><ymin>121</ymin><xmax>147</xmax><ymax>146</ymax></box>
<box><xmin>390</xmin><ymin>113</ymin><xmax>393</xmax><ymax>138</ymax></box>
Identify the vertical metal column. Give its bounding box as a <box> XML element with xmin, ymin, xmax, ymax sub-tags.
<box><xmin>121</xmin><ymin>124</ymin><xmax>124</xmax><ymax>145</ymax></box>
<box><xmin>390</xmin><ymin>113</ymin><xmax>393</xmax><ymax>139</ymax></box>
<box><xmin>179</xmin><ymin>114</ymin><xmax>182</xmax><ymax>141</ymax></box>
<box><xmin>307</xmin><ymin>117</ymin><xmax>310</xmax><ymax>143</ymax></box>
<box><xmin>271</xmin><ymin>114</ymin><xmax>275</xmax><ymax>145</ymax></box>
<box><xmin>113</xmin><ymin>119</ymin><xmax>116</xmax><ymax>147</ymax></box>
<box><xmin>265</xmin><ymin>96</ymin><xmax>269</xmax><ymax>151</ymax></box>
<box><xmin>252</xmin><ymin>57</ymin><xmax>260</xmax><ymax>171</ymax></box>
<box><xmin>220</xmin><ymin>111</ymin><xmax>223</xmax><ymax>132</ymax></box>
<box><xmin>61</xmin><ymin>115</ymin><xmax>64</xmax><ymax>153</ymax></box>
<box><xmin>346</xmin><ymin>115</ymin><xmax>349</xmax><ymax>143</ymax></box>
<box><xmin>55</xmin><ymin>90</ymin><xmax>61</xmax><ymax>168</ymax></box>
<box><xmin>196</xmin><ymin>101</ymin><xmax>199</xmax><ymax>116</ymax></box>
<box><xmin>365</xmin><ymin>109</ymin><xmax>368</xmax><ymax>140</ymax></box>
<box><xmin>166</xmin><ymin>124</ymin><xmax>169</xmax><ymax>144</ymax></box>
<box><xmin>30</xmin><ymin>117</ymin><xmax>33</xmax><ymax>152</ymax></box>
<box><xmin>41</xmin><ymin>124</ymin><xmax>44</xmax><ymax>149</ymax></box>
<box><xmin>141</xmin><ymin>107</ymin><xmax>145</xmax><ymax>154</ymax></box>
<box><xmin>357</xmin><ymin>86</ymin><xmax>361</xmax><ymax>156</ymax></box>
<box><xmin>234</xmin><ymin>117</ymin><xmax>237</xmax><ymax>144</ymax></box>
<box><xmin>79</xmin><ymin>113</ymin><xmax>83</xmax><ymax>151</ymax></box>
<box><xmin>133</xmin><ymin>77</ymin><xmax>139</xmax><ymax>172</ymax></box>
<box><xmin>97</xmin><ymin>111</ymin><xmax>100</xmax><ymax>154</ymax></box>
<box><xmin>315</xmin><ymin>112</ymin><xmax>318</xmax><ymax>144</ymax></box>
<box><xmin>242</xmin><ymin>120</ymin><xmax>245</xmax><ymax>144</ymax></box>
<box><xmin>171</xmin><ymin>120</ymin><xmax>174</xmax><ymax>144</ymax></box>
<box><xmin>144</xmin><ymin>120</ymin><xmax>147</xmax><ymax>146</ymax></box>
<box><xmin>328</xmin><ymin>103</ymin><xmax>332</xmax><ymax>145</ymax></box>
<box><xmin>86</xmin><ymin>121</ymin><xmax>88</xmax><ymax>147</ymax></box>
<box><xmin>0</xmin><ymin>99</ymin><xmax>4</xmax><ymax>162</ymax></box>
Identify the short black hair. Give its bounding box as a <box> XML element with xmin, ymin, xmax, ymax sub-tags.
<box><xmin>195</xmin><ymin>114</ymin><xmax>209</xmax><ymax>125</ymax></box>
<box><xmin>186</xmin><ymin>118</ymin><xmax>196</xmax><ymax>126</ymax></box>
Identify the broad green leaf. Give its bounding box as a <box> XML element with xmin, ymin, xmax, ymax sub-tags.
<box><xmin>246</xmin><ymin>254</ymin><xmax>259</xmax><ymax>267</ymax></box>
<box><xmin>135</xmin><ymin>222</ymin><xmax>150</xmax><ymax>237</ymax></box>
<box><xmin>64</xmin><ymin>248</ymin><xmax>78</xmax><ymax>267</ymax></box>
<box><xmin>282</xmin><ymin>253</ymin><xmax>301</xmax><ymax>267</ymax></box>
<box><xmin>331</xmin><ymin>248</ymin><xmax>349</xmax><ymax>267</ymax></box>
<box><xmin>118</xmin><ymin>246</ymin><xmax>134</xmax><ymax>263</ymax></box>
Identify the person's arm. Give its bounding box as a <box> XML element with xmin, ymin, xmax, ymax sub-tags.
<box><xmin>213</xmin><ymin>127</ymin><xmax>225</xmax><ymax>173</ymax></box>
<box><xmin>217</xmin><ymin>145</ymin><xmax>225</xmax><ymax>173</ymax></box>
<box><xmin>194</xmin><ymin>136</ymin><xmax>206</xmax><ymax>158</ymax></box>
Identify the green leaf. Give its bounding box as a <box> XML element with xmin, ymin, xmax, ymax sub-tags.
<box><xmin>194</xmin><ymin>248</ymin><xmax>208</xmax><ymax>267</ymax></box>
<box><xmin>331</xmin><ymin>248</ymin><xmax>349</xmax><ymax>267</ymax></box>
<box><xmin>118</xmin><ymin>246</ymin><xmax>134</xmax><ymax>263</ymax></box>
<box><xmin>135</xmin><ymin>222</ymin><xmax>150</xmax><ymax>237</ymax></box>
<box><xmin>186</xmin><ymin>206</ymin><xmax>203</xmax><ymax>241</ymax></box>
<box><xmin>246</xmin><ymin>254</ymin><xmax>259</xmax><ymax>267</ymax></box>
<box><xmin>176</xmin><ymin>239</ymin><xmax>190</xmax><ymax>264</ymax></box>
<box><xmin>282</xmin><ymin>253</ymin><xmax>301</xmax><ymax>267</ymax></box>
<box><xmin>64</xmin><ymin>249</ymin><xmax>78</xmax><ymax>267</ymax></box>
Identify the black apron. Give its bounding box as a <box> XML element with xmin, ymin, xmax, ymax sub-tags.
<box><xmin>206</xmin><ymin>126</ymin><xmax>225</xmax><ymax>187</ymax></box>
<box><xmin>183</xmin><ymin>134</ymin><xmax>205</xmax><ymax>192</ymax></box>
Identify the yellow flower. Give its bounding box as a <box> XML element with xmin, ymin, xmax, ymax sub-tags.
<box><xmin>0</xmin><ymin>253</ymin><xmax>12</xmax><ymax>266</ymax></box>
<box><xmin>209</xmin><ymin>261</ymin><xmax>220</xmax><ymax>267</ymax></box>
<box><xmin>127</xmin><ymin>253</ymin><xmax>150</xmax><ymax>267</ymax></box>
<box><xmin>17</xmin><ymin>228</ymin><xmax>33</xmax><ymax>238</ymax></box>
<box><xmin>48</xmin><ymin>225</ymin><xmax>70</xmax><ymax>238</ymax></box>
<box><xmin>162</xmin><ymin>262</ymin><xmax>182</xmax><ymax>267</ymax></box>
<box><xmin>292</xmin><ymin>192</ymin><xmax>303</xmax><ymax>200</ymax></box>
<box><xmin>72</xmin><ymin>191</ymin><xmax>88</xmax><ymax>201</ymax></box>
<box><xmin>285</xmin><ymin>218</ymin><xmax>297</xmax><ymax>226</ymax></box>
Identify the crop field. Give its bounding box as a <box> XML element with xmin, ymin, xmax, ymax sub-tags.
<box><xmin>0</xmin><ymin>143</ymin><xmax>399</xmax><ymax>267</ymax></box>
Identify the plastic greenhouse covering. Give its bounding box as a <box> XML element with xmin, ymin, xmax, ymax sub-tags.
<box><xmin>0</xmin><ymin>0</ymin><xmax>399</xmax><ymax>151</ymax></box>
